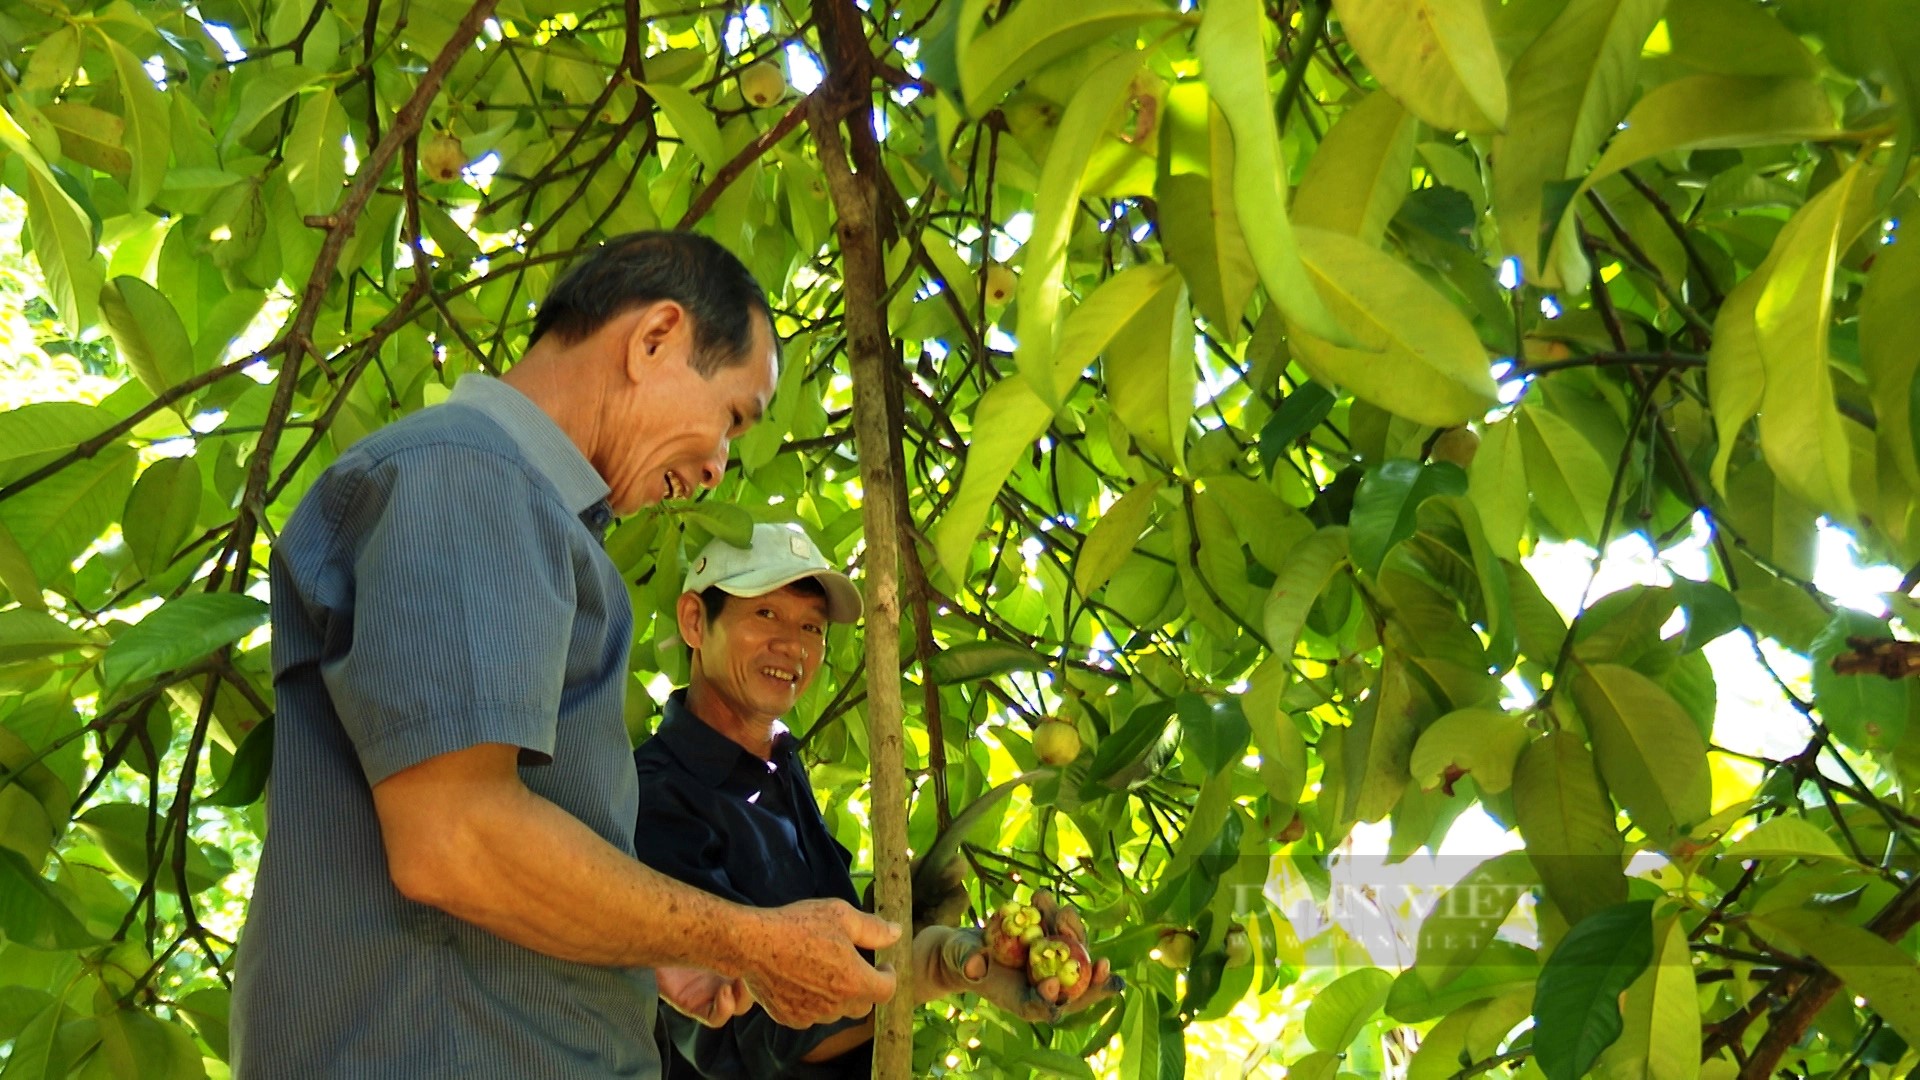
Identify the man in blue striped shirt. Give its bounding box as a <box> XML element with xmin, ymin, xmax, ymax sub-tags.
<box><xmin>234</xmin><ymin>232</ymin><xmax>899</xmax><ymax>1078</ymax></box>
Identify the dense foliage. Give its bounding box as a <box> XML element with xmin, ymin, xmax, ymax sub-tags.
<box><xmin>1</xmin><ymin>0</ymin><xmax>1919</xmax><ymax>1075</ymax></box>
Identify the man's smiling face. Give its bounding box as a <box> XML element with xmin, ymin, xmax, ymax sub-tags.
<box><xmin>684</xmin><ymin>583</ymin><xmax>830</xmax><ymax>725</ymax></box>
<box><xmin>603</xmin><ymin>307</ymin><xmax>777</xmax><ymax>515</ymax></box>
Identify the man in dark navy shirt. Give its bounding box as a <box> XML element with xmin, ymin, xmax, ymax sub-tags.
<box><xmin>635</xmin><ymin>523</ymin><xmax>1042</xmax><ymax>1078</ymax></box>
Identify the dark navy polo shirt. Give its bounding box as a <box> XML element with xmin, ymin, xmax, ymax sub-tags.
<box><xmin>234</xmin><ymin>375</ymin><xmax>659</xmax><ymax>1078</ymax></box>
<box><xmin>632</xmin><ymin>691</ymin><xmax>871</xmax><ymax>1080</ymax></box>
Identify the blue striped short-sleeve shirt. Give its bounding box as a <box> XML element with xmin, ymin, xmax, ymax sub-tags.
<box><xmin>232</xmin><ymin>375</ymin><xmax>660</xmax><ymax>1078</ymax></box>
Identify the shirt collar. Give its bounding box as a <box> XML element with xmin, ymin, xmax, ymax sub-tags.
<box><xmin>447</xmin><ymin>374</ymin><xmax>611</xmax><ymax>516</ymax></box>
<box><xmin>657</xmin><ymin>689</ymin><xmax>793</xmax><ymax>789</ymax></box>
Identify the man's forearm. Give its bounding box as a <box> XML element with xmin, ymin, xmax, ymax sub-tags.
<box><xmin>381</xmin><ymin>759</ymin><xmax>761</xmax><ymax>973</ymax></box>
<box><xmin>373</xmin><ymin>741</ymin><xmax>899</xmax><ymax>1028</ymax></box>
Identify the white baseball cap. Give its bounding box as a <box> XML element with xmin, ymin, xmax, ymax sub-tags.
<box><xmin>682</xmin><ymin>522</ymin><xmax>863</xmax><ymax>625</ymax></box>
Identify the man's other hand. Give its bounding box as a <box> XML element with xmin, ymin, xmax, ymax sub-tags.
<box><xmin>740</xmin><ymin>899</ymin><xmax>899</xmax><ymax>1028</ymax></box>
<box><xmin>657</xmin><ymin>967</ymin><xmax>754</xmax><ymax>1028</ymax></box>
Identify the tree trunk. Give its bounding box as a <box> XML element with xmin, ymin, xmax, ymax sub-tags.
<box><xmin>808</xmin><ymin>2</ymin><xmax>913</xmax><ymax>1072</ymax></box>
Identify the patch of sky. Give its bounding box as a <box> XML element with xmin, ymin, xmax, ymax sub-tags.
<box><xmin>464</xmin><ymin>152</ymin><xmax>502</xmax><ymax>191</ymax></box>
<box><xmin>200</xmin><ymin>20</ymin><xmax>248</xmax><ymax>60</ymax></box>
<box><xmin>787</xmin><ymin>45</ymin><xmax>825</xmax><ymax>91</ymax></box>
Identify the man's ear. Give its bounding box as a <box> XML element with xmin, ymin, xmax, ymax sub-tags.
<box><xmin>676</xmin><ymin>591</ymin><xmax>707</xmax><ymax>650</ymax></box>
<box><xmin>624</xmin><ymin>301</ymin><xmax>689</xmax><ymax>382</ymax></box>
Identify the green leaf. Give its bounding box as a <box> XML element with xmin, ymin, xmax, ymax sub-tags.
<box><xmin>1290</xmin><ymin>227</ymin><xmax>1499</xmax><ymax>427</ymax></box>
<box><xmin>1668</xmin><ymin>0</ymin><xmax>1817</xmax><ymax>76</ymax></box>
<box><xmin>1349</xmin><ymin>461</ymin><xmax>1469</xmax><ymax>577</ymax></box>
<box><xmin>1106</xmin><ymin>276</ymin><xmax>1196</xmax><ymax>467</ymax></box>
<box><xmin>1604</xmin><ymin>915</ymin><xmax>1701</xmax><ymax>1080</ymax></box>
<box><xmin>1755</xmin><ymin>907</ymin><xmax>1920</xmax><ymax>1048</ymax></box>
<box><xmin>1342</xmin><ymin>653</ymin><xmax>1430</xmax><ymax>824</ymax></box>
<box><xmin>1584</xmin><ymin>76</ymin><xmax>1836</xmax><ymax>194</ymax></box>
<box><xmin>1293</xmin><ymin>90</ymin><xmax>1420</xmax><ymax>246</ymax></box>
<box><xmin>1054</xmin><ymin>265</ymin><xmax>1184</xmax><ymax>404</ymax></box>
<box><xmin>1518</xmin><ymin>405</ymin><xmax>1611</xmax><ymax>543</ymax></box>
<box><xmin>1087</xmin><ymin>699</ymin><xmax>1177</xmax><ymax>787</ymax></box>
<box><xmin>1512</xmin><ymin>732</ymin><xmax>1626</xmax><ymax>925</ymax></box>
<box><xmin>101</xmin><ymin>276</ymin><xmax>195</xmax><ymax>398</ymax></box>
<box><xmin>1408</xmin><ymin>993</ymin><xmax>1534</xmax><ymax>1080</ymax></box>
<box><xmin>671</xmin><ymin>502</ymin><xmax>754</xmax><ymax>548</ymax></box>
<box><xmin>1285</xmin><ymin>1051</ymin><xmax>1340</xmax><ymax>1080</ymax></box>
<box><xmin>206</xmin><ymin>718</ymin><xmax>274</xmax><ymax>808</ymax></box>
<box><xmin>925</xmin><ymin>641</ymin><xmax>1050</xmax><ymax>684</ymax></box>
<box><xmin>1810</xmin><ymin>609</ymin><xmax>1910</xmax><ymax>752</ymax></box>
<box><xmin>123</xmin><ymin>457</ymin><xmax>203</xmax><ymax>580</ymax></box>
<box><xmin>1434</xmin><ymin>496</ymin><xmax>1518</xmax><ymax>672</ymax></box>
<box><xmin>0</xmin><ymin>995</ymin><xmax>64</xmax><ymax>1079</ymax></box>
<box><xmin>0</xmin><ymin>403</ymin><xmax>112</xmax><ymax>485</ymax></box>
<box><xmin>285</xmin><ymin>88</ymin><xmax>348</xmax><ymax>217</ymax></box>
<box><xmin>1258</xmin><ymin>384</ymin><xmax>1337</xmax><ymax>474</ymax></box>
<box><xmin>1196</xmin><ymin>0</ymin><xmax>1351</xmax><ymax>345</ymax></box>
<box><xmin>1077</xmin><ymin>481</ymin><xmax>1163</xmax><ymax>597</ymax></box>
<box><xmin>175</xmin><ymin>986</ymin><xmax>230</xmax><ymax>1062</ymax></box>
<box><xmin>1467</xmin><ymin>418</ymin><xmax>1528</xmax><ymax>555</ymax></box>
<box><xmin>1015</xmin><ymin>50</ymin><xmax>1148</xmax><ymax>407</ymax></box>
<box><xmin>1330</xmin><ymin>0</ymin><xmax>1508</xmax><ymax>133</ymax></box>
<box><xmin>0</xmin><ymin>610</ymin><xmax>90</xmax><ymax>663</ymax></box>
<box><xmin>1176</xmin><ymin>693</ymin><xmax>1251</xmax><ymax>775</ymax></box>
<box><xmin>42</xmin><ymin>101</ymin><xmax>132</xmax><ymax>176</ymax></box>
<box><xmin>1156</xmin><ymin>85</ymin><xmax>1258</xmax><ymax>331</ymax></box>
<box><xmin>955</xmin><ymin>0</ymin><xmax>1175</xmax><ymax>115</ymax></box>
<box><xmin>1304</xmin><ymin>967</ymin><xmax>1394</xmax><ymax>1053</ymax></box>
<box><xmin>93</xmin><ymin>1007</ymin><xmax>186</xmax><ymax>1079</ymax></box>
<box><xmin>1242</xmin><ymin>659</ymin><xmax>1308</xmax><ymax>811</ymax></box>
<box><xmin>1007</xmin><ymin>1047</ymin><xmax>1097</xmax><ymax>1080</ymax></box>
<box><xmin>0</xmin><ymin>519</ymin><xmax>41</xmax><ymax>610</ymax></box>
<box><xmin>1861</xmin><ymin>197</ymin><xmax>1920</xmax><ymax>491</ymax></box>
<box><xmin>0</xmin><ymin>848</ymin><xmax>99</xmax><ymax>949</ymax></box>
<box><xmin>1672</xmin><ymin>578</ymin><xmax>1741</xmax><ymax>653</ymax></box>
<box><xmin>1725</xmin><ymin>815</ymin><xmax>1854</xmax><ymax>864</ymax></box>
<box><xmin>1262</xmin><ymin>527</ymin><xmax>1349</xmax><ymax>654</ymax></box>
<box><xmin>222</xmin><ymin>66</ymin><xmax>320</xmax><ymax>150</ymax></box>
<box><xmin>0</xmin><ymin>448</ymin><xmax>137</xmax><ymax>584</ymax></box>
<box><xmin>1205</xmin><ymin>474</ymin><xmax>1314</xmax><ymax>574</ymax></box>
<box><xmin>1387</xmin><ymin>940</ymin><xmax>1540</xmax><ymax>1022</ymax></box>
<box><xmin>1707</xmin><ymin>276</ymin><xmax>1766</xmax><ymax>494</ymax></box>
<box><xmin>1119</xmin><ymin>989</ymin><xmax>1164</xmax><ymax>1080</ymax></box>
<box><xmin>20</xmin><ymin>145</ymin><xmax>103</xmax><ymax>335</ymax></box>
<box><xmin>1755</xmin><ymin>161</ymin><xmax>1878</xmax><ymax>520</ymax></box>
<box><xmin>643</xmin><ymin>82</ymin><xmax>726</xmax><ymax>171</ymax></box>
<box><xmin>931</xmin><ymin>378</ymin><xmax>1054</xmax><ymax>583</ymax></box>
<box><xmin>1410</xmin><ymin>708</ymin><xmax>1531</xmax><ymax>795</ymax></box>
<box><xmin>75</xmin><ymin>803</ymin><xmax>230</xmax><ymax>895</ymax></box>
<box><xmin>23</xmin><ymin>26</ymin><xmax>80</xmax><ymax>92</ymax></box>
<box><xmin>99</xmin><ymin>593</ymin><xmax>269</xmax><ymax>696</ymax></box>
<box><xmin>1532</xmin><ymin>899</ymin><xmax>1655</xmax><ymax>1080</ymax></box>
<box><xmin>1491</xmin><ymin>0</ymin><xmax>1665</xmax><ymax>279</ymax></box>
<box><xmin>1571</xmin><ymin>663</ymin><xmax>1713</xmax><ymax>845</ymax></box>
<box><xmin>1414</xmin><ymin>850</ymin><xmax>1536</xmax><ymax>985</ymax></box>
<box><xmin>101</xmin><ymin>34</ymin><xmax>170</xmax><ymax>209</ymax></box>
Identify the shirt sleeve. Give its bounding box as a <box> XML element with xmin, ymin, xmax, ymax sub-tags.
<box><xmin>319</xmin><ymin>446</ymin><xmax>577</xmax><ymax>785</ymax></box>
<box><xmin>633</xmin><ymin>778</ymin><xmax>869</xmax><ymax>1079</ymax></box>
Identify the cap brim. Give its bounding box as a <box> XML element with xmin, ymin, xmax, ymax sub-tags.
<box><xmin>713</xmin><ymin>568</ymin><xmax>863</xmax><ymax>624</ymax></box>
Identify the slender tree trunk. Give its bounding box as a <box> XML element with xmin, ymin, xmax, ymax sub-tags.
<box><xmin>808</xmin><ymin>1</ymin><xmax>913</xmax><ymax>1072</ymax></box>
